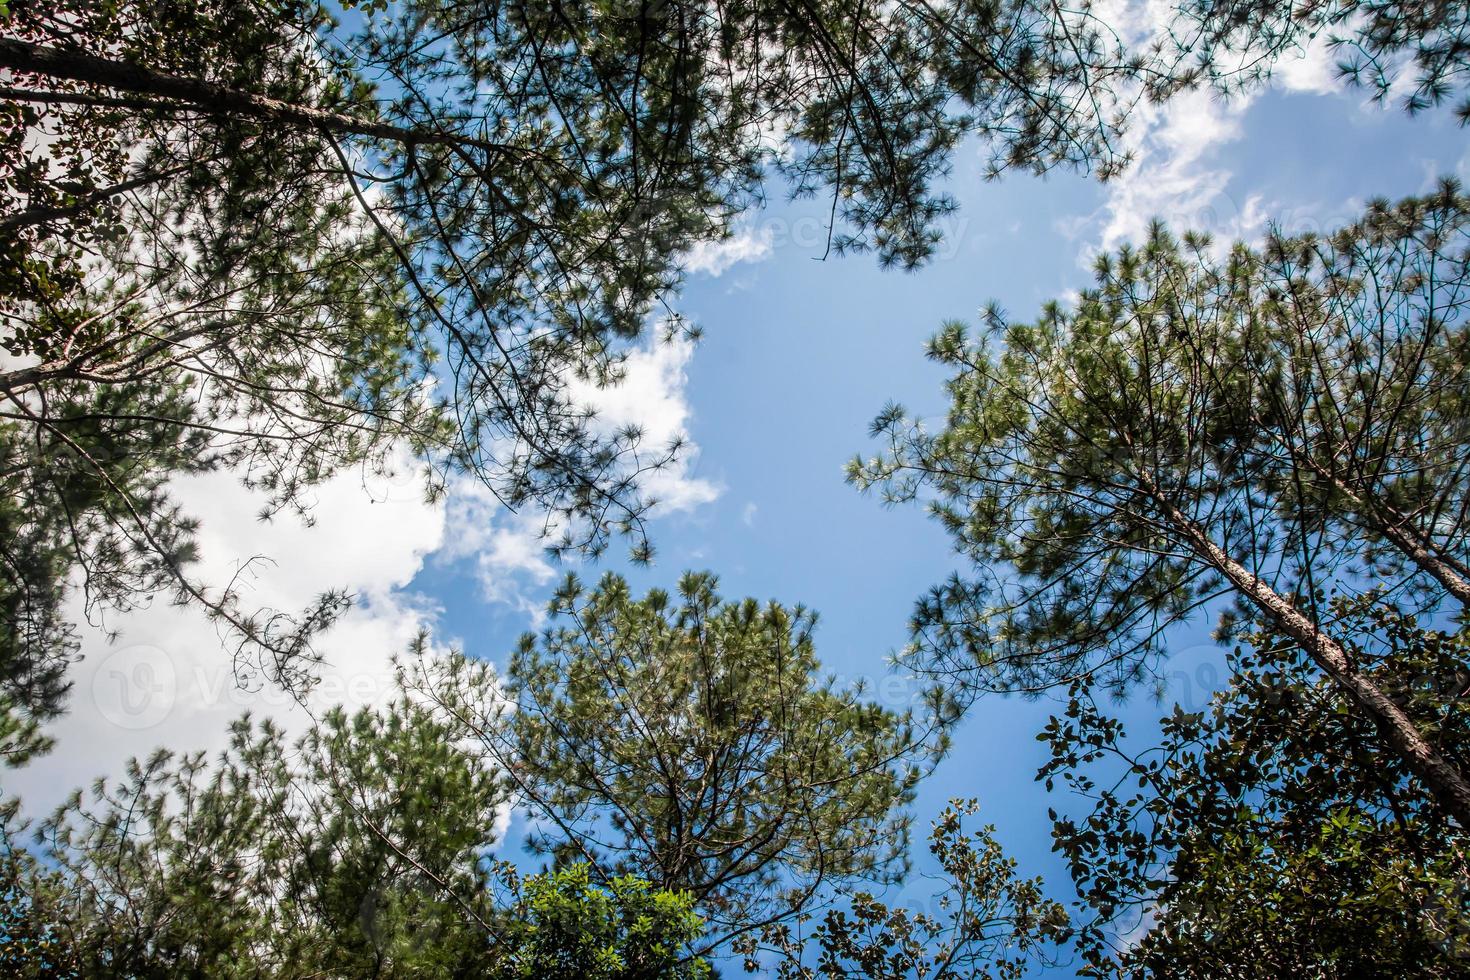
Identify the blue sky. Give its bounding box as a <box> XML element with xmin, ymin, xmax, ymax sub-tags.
<box><xmin>19</xmin><ymin>34</ymin><xmax>1470</xmax><ymax>976</ymax></box>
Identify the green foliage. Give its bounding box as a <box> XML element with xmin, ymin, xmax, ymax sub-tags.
<box><xmin>851</xmin><ymin>182</ymin><xmax>1470</xmax><ymax>701</ymax></box>
<box><xmin>0</xmin><ymin>383</ymin><xmax>219</xmax><ymax>764</ymax></box>
<box><xmin>9</xmin><ymin>693</ymin><xmax>507</xmax><ymax>976</ymax></box>
<box><xmin>853</xmin><ymin>181</ymin><xmax>1470</xmax><ymax>974</ymax></box>
<box><xmin>0</xmin><ymin>684</ymin><xmax>711</xmax><ymax>978</ymax></box>
<box><xmin>13</xmin><ymin>3</ymin><xmax>1470</xmax><ymax>976</ymax></box>
<box><xmin>1168</xmin><ymin>0</ymin><xmax>1470</xmax><ymax>123</ymax></box>
<box><xmin>501</xmin><ymin>863</ymin><xmax>708</xmax><ymax>980</ymax></box>
<box><xmin>1040</xmin><ymin>597</ymin><xmax>1470</xmax><ymax>977</ymax></box>
<box><xmin>741</xmin><ymin>800</ymin><xmax>1070</xmax><ymax>979</ymax></box>
<box><xmin>419</xmin><ymin>571</ymin><xmax>929</xmax><ymax>950</ymax></box>
<box><xmin>1</xmin><ymin>0</ymin><xmax>448</xmax><ymax>750</ymax></box>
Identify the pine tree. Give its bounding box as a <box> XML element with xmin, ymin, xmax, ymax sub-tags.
<box><xmin>851</xmin><ymin>182</ymin><xmax>1470</xmax><ymax>824</ymax></box>
<box><xmin>414</xmin><ymin>571</ymin><xmax>932</xmax><ymax>953</ymax></box>
<box><xmin>1</xmin><ymin>685</ymin><xmax>711</xmax><ymax>978</ymax></box>
<box><xmin>1165</xmin><ymin>0</ymin><xmax>1470</xmax><ymax>122</ymax></box>
<box><xmin>738</xmin><ymin>799</ymin><xmax>1071</xmax><ymax>979</ymax></box>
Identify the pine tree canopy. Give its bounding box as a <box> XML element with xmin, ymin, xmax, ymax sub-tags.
<box><xmin>852</xmin><ymin>182</ymin><xmax>1470</xmax><ymax>823</ymax></box>
<box><xmin>2</xmin><ymin>673</ymin><xmax>711</xmax><ymax>978</ymax></box>
<box><xmin>4</xmin><ymin>0</ymin><xmax>1466</xmax><ymax>765</ymax></box>
<box><xmin>412</xmin><ymin>570</ymin><xmax>935</xmax><ymax>954</ymax></box>
<box><xmin>1165</xmin><ymin>0</ymin><xmax>1470</xmax><ymax>122</ymax></box>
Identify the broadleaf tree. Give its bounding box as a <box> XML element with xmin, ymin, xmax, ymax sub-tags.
<box><xmin>1038</xmin><ymin>596</ymin><xmax>1470</xmax><ymax>977</ymax></box>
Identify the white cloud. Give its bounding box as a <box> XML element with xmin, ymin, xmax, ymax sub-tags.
<box><xmin>1066</xmin><ymin>0</ymin><xmax>1353</xmax><ymax>260</ymax></box>
<box><xmin>438</xmin><ymin>331</ymin><xmax>721</xmax><ymax>617</ymax></box>
<box><xmin>1089</xmin><ymin>0</ymin><xmax>1174</xmax><ymax>48</ymax></box>
<box><xmin>1274</xmin><ymin>32</ymin><xmax>1342</xmax><ymax>96</ymax></box>
<box><xmin>742</xmin><ymin>502</ymin><xmax>758</xmax><ymax>527</ymax></box>
<box><xmin>10</xmin><ymin>456</ymin><xmax>450</xmax><ymax>816</ymax></box>
<box><xmin>1043</xmin><ymin>0</ymin><xmax>1262</xmax><ymax>256</ymax></box>
<box><xmin>680</xmin><ymin>225</ymin><xmax>774</xmax><ymax>277</ymax></box>
<box><xmin>572</xmin><ymin>333</ymin><xmax>720</xmax><ymax>513</ymax></box>
<box><xmin>438</xmin><ymin>481</ymin><xmax>559</xmax><ymax>623</ymax></box>
<box><xmin>1092</xmin><ymin>86</ymin><xmax>1256</xmax><ymax>255</ymax></box>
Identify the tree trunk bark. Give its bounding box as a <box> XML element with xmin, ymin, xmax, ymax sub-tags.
<box><xmin>1325</xmin><ymin>470</ymin><xmax>1470</xmax><ymax>608</ymax></box>
<box><xmin>1278</xmin><ymin>445</ymin><xmax>1470</xmax><ymax>607</ymax></box>
<box><xmin>1147</xmin><ymin>484</ymin><xmax>1470</xmax><ymax>828</ymax></box>
<box><xmin>1372</xmin><ymin>511</ymin><xmax>1470</xmax><ymax>607</ymax></box>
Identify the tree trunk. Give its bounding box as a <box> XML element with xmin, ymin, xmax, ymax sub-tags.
<box><xmin>1147</xmin><ymin>484</ymin><xmax>1470</xmax><ymax>828</ymax></box>
<box><xmin>1328</xmin><ymin>473</ymin><xmax>1470</xmax><ymax>608</ymax></box>
<box><xmin>1283</xmin><ymin>447</ymin><xmax>1470</xmax><ymax>608</ymax></box>
<box><xmin>1371</xmin><ymin>510</ymin><xmax>1470</xmax><ymax>607</ymax></box>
